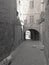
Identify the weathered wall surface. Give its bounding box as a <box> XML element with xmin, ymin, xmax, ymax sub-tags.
<box><xmin>0</xmin><ymin>22</ymin><xmax>14</xmax><ymax>61</ymax></box>
<box><xmin>43</xmin><ymin>4</ymin><xmax>49</xmax><ymax>65</ymax></box>
<box><xmin>15</xmin><ymin>26</ymin><xmax>22</xmax><ymax>46</ymax></box>
<box><xmin>0</xmin><ymin>0</ymin><xmax>16</xmax><ymax>61</ymax></box>
<box><xmin>0</xmin><ymin>0</ymin><xmax>23</xmax><ymax>61</ymax></box>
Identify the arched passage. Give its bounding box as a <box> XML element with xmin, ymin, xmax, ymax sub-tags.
<box><xmin>24</xmin><ymin>29</ymin><xmax>40</xmax><ymax>41</ymax></box>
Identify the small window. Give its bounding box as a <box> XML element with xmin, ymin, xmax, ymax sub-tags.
<box><xmin>47</xmin><ymin>0</ymin><xmax>49</xmax><ymax>5</ymax></box>
<box><xmin>30</xmin><ymin>16</ymin><xmax>34</xmax><ymax>24</ymax></box>
<box><xmin>30</xmin><ymin>0</ymin><xmax>34</xmax><ymax>8</ymax></box>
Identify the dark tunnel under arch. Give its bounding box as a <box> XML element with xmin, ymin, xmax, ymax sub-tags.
<box><xmin>24</xmin><ymin>29</ymin><xmax>40</xmax><ymax>41</ymax></box>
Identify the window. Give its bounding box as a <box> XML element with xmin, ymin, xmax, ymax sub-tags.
<box><xmin>47</xmin><ymin>0</ymin><xmax>49</xmax><ymax>5</ymax></box>
<box><xmin>30</xmin><ymin>0</ymin><xmax>34</xmax><ymax>8</ymax></box>
<box><xmin>30</xmin><ymin>16</ymin><xmax>34</xmax><ymax>25</ymax></box>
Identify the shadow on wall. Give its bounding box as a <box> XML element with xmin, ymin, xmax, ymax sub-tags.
<box><xmin>24</xmin><ymin>29</ymin><xmax>40</xmax><ymax>41</ymax></box>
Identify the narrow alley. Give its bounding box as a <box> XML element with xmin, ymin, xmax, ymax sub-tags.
<box><xmin>0</xmin><ymin>0</ymin><xmax>49</xmax><ymax>65</ymax></box>
<box><xmin>10</xmin><ymin>40</ymin><xmax>47</xmax><ymax>65</ymax></box>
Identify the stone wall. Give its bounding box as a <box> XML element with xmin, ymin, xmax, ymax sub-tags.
<box><xmin>0</xmin><ymin>0</ymin><xmax>23</xmax><ymax>62</ymax></box>
<box><xmin>0</xmin><ymin>22</ymin><xmax>15</xmax><ymax>61</ymax></box>
<box><xmin>43</xmin><ymin>4</ymin><xmax>49</xmax><ymax>65</ymax></box>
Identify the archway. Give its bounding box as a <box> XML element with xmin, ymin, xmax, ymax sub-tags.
<box><xmin>24</xmin><ymin>29</ymin><xmax>40</xmax><ymax>41</ymax></box>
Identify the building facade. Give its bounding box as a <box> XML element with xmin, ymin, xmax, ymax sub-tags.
<box><xmin>24</xmin><ymin>0</ymin><xmax>46</xmax><ymax>41</ymax></box>
<box><xmin>24</xmin><ymin>0</ymin><xmax>45</xmax><ymax>26</ymax></box>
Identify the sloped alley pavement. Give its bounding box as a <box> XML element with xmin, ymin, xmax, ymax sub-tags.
<box><xmin>10</xmin><ymin>40</ymin><xmax>47</xmax><ymax>65</ymax></box>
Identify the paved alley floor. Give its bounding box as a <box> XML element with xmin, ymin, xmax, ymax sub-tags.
<box><xmin>11</xmin><ymin>40</ymin><xmax>47</xmax><ymax>65</ymax></box>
